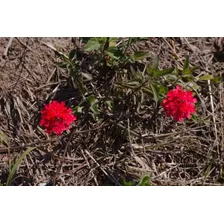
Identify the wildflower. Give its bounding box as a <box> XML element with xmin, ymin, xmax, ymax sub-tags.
<box><xmin>40</xmin><ymin>100</ymin><xmax>77</xmax><ymax>135</ymax></box>
<box><xmin>161</xmin><ymin>85</ymin><xmax>197</xmax><ymax>122</ymax></box>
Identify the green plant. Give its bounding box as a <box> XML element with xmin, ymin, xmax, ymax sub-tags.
<box><xmin>2</xmin><ymin>147</ymin><xmax>36</xmax><ymax>186</ymax></box>
<box><xmin>121</xmin><ymin>173</ymin><xmax>152</xmax><ymax>186</ymax></box>
<box><xmin>55</xmin><ymin>37</ymin><xmax>200</xmax><ymax>129</ymax></box>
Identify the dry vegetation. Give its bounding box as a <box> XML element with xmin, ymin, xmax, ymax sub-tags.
<box><xmin>0</xmin><ymin>37</ymin><xmax>224</xmax><ymax>186</ymax></box>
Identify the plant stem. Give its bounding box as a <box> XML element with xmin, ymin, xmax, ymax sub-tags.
<box><xmin>123</xmin><ymin>37</ymin><xmax>132</xmax><ymax>56</ymax></box>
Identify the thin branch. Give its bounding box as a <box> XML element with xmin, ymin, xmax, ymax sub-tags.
<box><xmin>3</xmin><ymin>37</ymin><xmax>14</xmax><ymax>58</ymax></box>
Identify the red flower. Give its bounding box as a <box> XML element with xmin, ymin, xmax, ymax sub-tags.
<box><xmin>40</xmin><ymin>100</ymin><xmax>77</xmax><ymax>135</ymax></box>
<box><xmin>161</xmin><ymin>85</ymin><xmax>197</xmax><ymax>122</ymax></box>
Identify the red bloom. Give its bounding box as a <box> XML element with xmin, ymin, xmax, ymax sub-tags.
<box><xmin>40</xmin><ymin>100</ymin><xmax>77</xmax><ymax>135</ymax></box>
<box><xmin>161</xmin><ymin>85</ymin><xmax>197</xmax><ymax>122</ymax></box>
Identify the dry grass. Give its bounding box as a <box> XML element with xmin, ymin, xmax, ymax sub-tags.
<box><xmin>0</xmin><ymin>37</ymin><xmax>224</xmax><ymax>186</ymax></box>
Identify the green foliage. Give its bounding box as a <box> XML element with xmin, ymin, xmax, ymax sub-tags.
<box><xmin>84</xmin><ymin>38</ymin><xmax>101</xmax><ymax>51</ymax></box>
<box><xmin>212</xmin><ymin>76</ymin><xmax>222</xmax><ymax>83</ymax></box>
<box><xmin>121</xmin><ymin>173</ymin><xmax>152</xmax><ymax>186</ymax></box>
<box><xmin>6</xmin><ymin>147</ymin><xmax>36</xmax><ymax>186</ymax></box>
<box><xmin>121</xmin><ymin>179</ymin><xmax>136</xmax><ymax>186</ymax></box>
<box><xmin>56</xmin><ymin>38</ymin><xmax>200</xmax><ymax>125</ymax></box>
<box><xmin>131</xmin><ymin>51</ymin><xmax>150</xmax><ymax>61</ymax></box>
<box><xmin>106</xmin><ymin>46</ymin><xmax>123</xmax><ymax>61</ymax></box>
<box><xmin>199</xmin><ymin>74</ymin><xmax>214</xmax><ymax>81</ymax></box>
<box><xmin>181</xmin><ymin>56</ymin><xmax>199</xmax><ymax>79</ymax></box>
<box><xmin>137</xmin><ymin>173</ymin><xmax>152</xmax><ymax>186</ymax></box>
<box><xmin>153</xmin><ymin>67</ymin><xmax>175</xmax><ymax>77</ymax></box>
<box><xmin>56</xmin><ymin>38</ymin><xmax>200</xmax><ymax>139</ymax></box>
<box><xmin>88</xmin><ymin>95</ymin><xmax>100</xmax><ymax>120</ymax></box>
<box><xmin>74</xmin><ymin>105</ymin><xmax>84</xmax><ymax>114</ymax></box>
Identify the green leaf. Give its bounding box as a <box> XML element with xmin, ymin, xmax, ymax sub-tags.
<box><xmin>106</xmin><ymin>46</ymin><xmax>123</xmax><ymax>60</ymax></box>
<box><xmin>183</xmin><ymin>66</ymin><xmax>199</xmax><ymax>75</ymax></box>
<box><xmin>152</xmin><ymin>56</ymin><xmax>159</xmax><ymax>70</ymax></box>
<box><xmin>157</xmin><ymin>84</ymin><xmax>168</xmax><ymax>95</ymax></box>
<box><xmin>98</xmin><ymin>37</ymin><xmax>107</xmax><ymax>44</ymax></box>
<box><xmin>153</xmin><ymin>67</ymin><xmax>175</xmax><ymax>77</ymax></box>
<box><xmin>140</xmin><ymin>90</ymin><xmax>145</xmax><ymax>104</ymax></box>
<box><xmin>121</xmin><ymin>179</ymin><xmax>136</xmax><ymax>186</ymax></box>
<box><xmin>90</xmin><ymin>104</ymin><xmax>100</xmax><ymax>115</ymax></box>
<box><xmin>212</xmin><ymin>76</ymin><xmax>222</xmax><ymax>83</ymax></box>
<box><xmin>68</xmin><ymin>49</ymin><xmax>77</xmax><ymax>60</ymax></box>
<box><xmin>81</xmin><ymin>37</ymin><xmax>91</xmax><ymax>44</ymax></box>
<box><xmin>131</xmin><ymin>37</ymin><xmax>149</xmax><ymax>43</ymax></box>
<box><xmin>127</xmin><ymin>81</ymin><xmax>141</xmax><ymax>87</ymax></box>
<box><xmin>142</xmin><ymin>87</ymin><xmax>152</xmax><ymax>95</ymax></box>
<box><xmin>6</xmin><ymin>147</ymin><xmax>36</xmax><ymax>186</ymax></box>
<box><xmin>137</xmin><ymin>173</ymin><xmax>152</xmax><ymax>186</ymax></box>
<box><xmin>84</xmin><ymin>38</ymin><xmax>101</xmax><ymax>51</ymax></box>
<box><xmin>173</xmin><ymin>66</ymin><xmax>179</xmax><ymax>75</ymax></box>
<box><xmin>88</xmin><ymin>95</ymin><xmax>97</xmax><ymax>105</ymax></box>
<box><xmin>75</xmin><ymin>106</ymin><xmax>83</xmax><ymax>113</ymax></box>
<box><xmin>105</xmin><ymin>100</ymin><xmax>113</xmax><ymax>109</ymax></box>
<box><xmin>88</xmin><ymin>95</ymin><xmax>100</xmax><ymax>117</ymax></box>
<box><xmin>191</xmin><ymin>114</ymin><xmax>198</xmax><ymax>122</ymax></box>
<box><xmin>132</xmin><ymin>51</ymin><xmax>149</xmax><ymax>61</ymax></box>
<box><xmin>183</xmin><ymin>56</ymin><xmax>190</xmax><ymax>71</ymax></box>
<box><xmin>138</xmin><ymin>37</ymin><xmax>149</xmax><ymax>41</ymax></box>
<box><xmin>150</xmin><ymin>84</ymin><xmax>159</xmax><ymax>104</ymax></box>
<box><xmin>188</xmin><ymin>82</ymin><xmax>200</xmax><ymax>91</ymax></box>
<box><xmin>182</xmin><ymin>74</ymin><xmax>194</xmax><ymax>82</ymax></box>
<box><xmin>109</xmin><ymin>38</ymin><xmax>118</xmax><ymax>47</ymax></box>
<box><xmin>55</xmin><ymin>61</ymin><xmax>68</xmax><ymax>69</ymax></box>
<box><xmin>146</xmin><ymin>65</ymin><xmax>153</xmax><ymax>76</ymax></box>
<box><xmin>199</xmin><ymin>74</ymin><xmax>214</xmax><ymax>81</ymax></box>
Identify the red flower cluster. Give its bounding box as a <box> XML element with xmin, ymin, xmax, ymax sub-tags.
<box><xmin>40</xmin><ymin>100</ymin><xmax>77</xmax><ymax>135</ymax></box>
<box><xmin>161</xmin><ymin>85</ymin><xmax>197</xmax><ymax>122</ymax></box>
